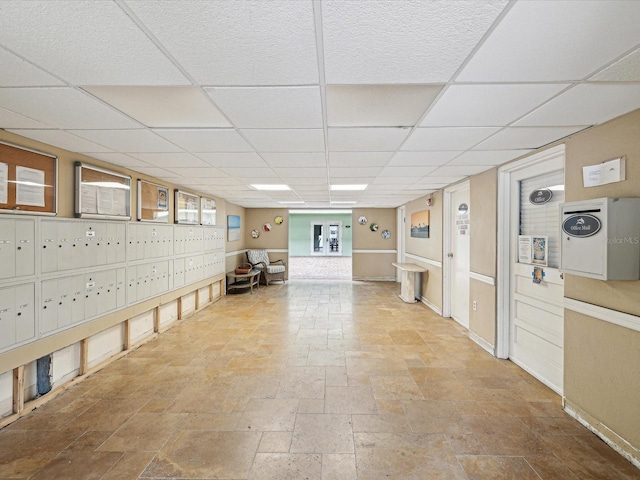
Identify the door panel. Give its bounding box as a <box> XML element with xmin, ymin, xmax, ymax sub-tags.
<box><xmin>450</xmin><ymin>185</ymin><xmax>470</xmax><ymax>328</ymax></box>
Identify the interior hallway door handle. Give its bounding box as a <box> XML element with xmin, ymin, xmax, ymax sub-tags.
<box><xmin>447</xmin><ymin>253</ymin><xmax>454</xmax><ymax>257</ymax></box>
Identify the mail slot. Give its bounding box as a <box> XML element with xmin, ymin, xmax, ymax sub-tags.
<box><xmin>560</xmin><ymin>197</ymin><xmax>640</xmax><ymax>280</ymax></box>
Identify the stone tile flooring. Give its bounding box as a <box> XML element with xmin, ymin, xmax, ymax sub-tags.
<box><xmin>1</xmin><ymin>281</ymin><xmax>639</xmax><ymax>479</ymax></box>
<box><xmin>288</xmin><ymin>256</ymin><xmax>352</xmax><ymax>280</ymax></box>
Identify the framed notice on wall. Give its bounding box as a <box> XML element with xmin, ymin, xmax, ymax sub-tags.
<box><xmin>200</xmin><ymin>196</ymin><xmax>217</xmax><ymax>225</ymax></box>
<box><xmin>175</xmin><ymin>189</ymin><xmax>199</xmax><ymax>224</ymax></box>
<box><xmin>75</xmin><ymin>162</ymin><xmax>131</xmax><ymax>220</ymax></box>
<box><xmin>0</xmin><ymin>140</ymin><xmax>58</xmax><ymax>215</ymax></box>
<box><xmin>137</xmin><ymin>179</ymin><xmax>170</xmax><ymax>223</ymax></box>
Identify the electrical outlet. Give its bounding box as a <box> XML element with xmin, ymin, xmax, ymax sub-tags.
<box><xmin>472</xmin><ymin>300</ymin><xmax>477</xmax><ymax>311</ymax></box>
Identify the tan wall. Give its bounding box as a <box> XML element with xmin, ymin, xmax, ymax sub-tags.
<box><xmin>403</xmin><ymin>192</ymin><xmax>443</xmax><ymax>310</ymax></box>
<box><xmin>469</xmin><ymin>280</ymin><xmax>496</xmax><ymax>347</ymax></box>
<box><xmin>469</xmin><ymin>168</ymin><xmax>498</xmax><ymax>278</ymax></box>
<box><xmin>565</xmin><ymin>310</ymin><xmax>640</xmax><ymax>448</ymax></box>
<box><xmin>561</xmin><ymin>109</ymin><xmax>640</xmax><ymax>454</ymax></box>
<box><xmin>352</xmin><ymin>208</ymin><xmax>396</xmax><ymax>280</ymax></box>
<box><xmin>243</xmin><ymin>208</ymin><xmax>289</xmax><ymax>272</ymax></box>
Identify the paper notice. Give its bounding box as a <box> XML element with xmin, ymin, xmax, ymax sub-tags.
<box><xmin>112</xmin><ymin>188</ymin><xmax>127</xmax><ymax>216</ymax></box>
<box><xmin>0</xmin><ymin>163</ymin><xmax>8</xmax><ymax>204</ymax></box>
<box><xmin>97</xmin><ymin>187</ymin><xmax>113</xmax><ymax>215</ymax></box>
<box><xmin>583</xmin><ymin>157</ymin><xmax>625</xmax><ymax>187</ymax></box>
<box><xmin>81</xmin><ymin>184</ymin><xmax>98</xmax><ymax>213</ymax></box>
<box><xmin>15</xmin><ymin>166</ymin><xmax>45</xmax><ymax>207</ymax></box>
<box><xmin>518</xmin><ymin>235</ymin><xmax>532</xmax><ymax>264</ymax></box>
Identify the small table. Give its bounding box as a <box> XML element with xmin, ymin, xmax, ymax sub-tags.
<box><xmin>392</xmin><ymin>262</ymin><xmax>427</xmax><ymax>303</ymax></box>
<box><xmin>226</xmin><ymin>269</ymin><xmax>261</xmax><ymax>294</ymax></box>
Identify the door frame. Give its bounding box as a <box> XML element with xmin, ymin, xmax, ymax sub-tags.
<box><xmin>443</xmin><ymin>180</ymin><xmax>470</xmax><ymax>320</ymax></box>
<box><xmin>396</xmin><ymin>205</ymin><xmax>406</xmax><ymax>282</ymax></box>
<box><xmin>496</xmin><ymin>145</ymin><xmax>565</xmax><ymax>359</ymax></box>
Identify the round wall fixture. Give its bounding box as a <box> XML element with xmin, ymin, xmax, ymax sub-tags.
<box><xmin>251</xmin><ymin>229</ymin><xmax>260</xmax><ymax>238</ymax></box>
<box><xmin>381</xmin><ymin>229</ymin><xmax>391</xmax><ymax>239</ymax></box>
<box><xmin>263</xmin><ymin>223</ymin><xmax>272</xmax><ymax>232</ymax></box>
<box><xmin>358</xmin><ymin>216</ymin><xmax>367</xmax><ymax>225</ymax></box>
<box><xmin>370</xmin><ymin>223</ymin><xmax>378</xmax><ymax>232</ymax></box>
<box><xmin>274</xmin><ymin>215</ymin><xmax>284</xmax><ymax>225</ymax></box>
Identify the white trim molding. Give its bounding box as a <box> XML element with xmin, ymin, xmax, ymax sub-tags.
<box><xmin>352</xmin><ymin>249</ymin><xmax>397</xmax><ymax>254</ymax></box>
<box><xmin>420</xmin><ymin>296</ymin><xmax>442</xmax><ymax>316</ymax></box>
<box><xmin>469</xmin><ymin>331</ymin><xmax>495</xmax><ymax>356</ymax></box>
<box><xmin>469</xmin><ymin>271</ymin><xmax>496</xmax><ymax>286</ymax></box>
<box><xmin>267</xmin><ymin>249</ymin><xmax>289</xmax><ymax>253</ymax></box>
<box><xmin>353</xmin><ymin>276</ymin><xmax>397</xmax><ymax>282</ymax></box>
<box><xmin>405</xmin><ymin>252</ymin><xmax>442</xmax><ymax>268</ymax></box>
<box><xmin>564</xmin><ymin>298</ymin><xmax>640</xmax><ymax>333</ymax></box>
<box><xmin>225</xmin><ymin>249</ymin><xmax>247</xmax><ymax>257</ymax></box>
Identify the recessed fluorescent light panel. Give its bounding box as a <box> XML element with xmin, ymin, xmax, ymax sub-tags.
<box><xmin>250</xmin><ymin>184</ymin><xmax>291</xmax><ymax>191</ymax></box>
<box><xmin>330</xmin><ymin>184</ymin><xmax>368</xmax><ymax>191</ymax></box>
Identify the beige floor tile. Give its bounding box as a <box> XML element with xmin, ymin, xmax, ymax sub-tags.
<box><xmin>457</xmin><ymin>455</ymin><xmax>540</xmax><ymax>480</ymax></box>
<box><xmin>322</xmin><ymin>453</ymin><xmax>357</xmax><ymax>480</ymax></box>
<box><xmin>370</xmin><ymin>375</ymin><xmax>424</xmax><ymax>400</ymax></box>
<box><xmin>98</xmin><ymin>412</ymin><xmax>187</xmax><ymax>452</ymax></box>
<box><xmin>248</xmin><ymin>453</ymin><xmax>322</xmax><ymax>480</ymax></box>
<box><xmin>258</xmin><ymin>431</ymin><xmax>293</xmax><ymax>452</ymax></box>
<box><xmin>352</xmin><ymin>414</ymin><xmax>412</xmax><ymax>433</ymax></box>
<box><xmin>291</xmin><ymin>414</ymin><xmax>354</xmax><ymax>454</ymax></box>
<box><xmin>299</xmin><ymin>398</ymin><xmax>326</xmax><ymax>413</ymax></box>
<box><xmin>277</xmin><ymin>366</ymin><xmax>326</xmax><ymax>399</ymax></box>
<box><xmin>236</xmin><ymin>398</ymin><xmax>299</xmax><ymax>431</ymax></box>
<box><xmin>325</xmin><ymin>386</ymin><xmax>377</xmax><ymax>414</ymax></box>
<box><xmin>101</xmin><ymin>451</ymin><xmax>155</xmax><ymax>480</ymax></box>
<box><xmin>29</xmin><ymin>451</ymin><xmax>123</xmax><ymax>480</ymax></box>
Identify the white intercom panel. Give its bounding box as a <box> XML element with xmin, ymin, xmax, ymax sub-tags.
<box><xmin>560</xmin><ymin>197</ymin><xmax>640</xmax><ymax>281</ymax></box>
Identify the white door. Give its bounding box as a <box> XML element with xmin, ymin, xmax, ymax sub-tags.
<box><xmin>498</xmin><ymin>146</ymin><xmax>565</xmax><ymax>394</ymax></box>
<box><xmin>446</xmin><ymin>183</ymin><xmax>470</xmax><ymax>328</ymax></box>
<box><xmin>310</xmin><ymin>222</ymin><xmax>342</xmax><ymax>256</ymax></box>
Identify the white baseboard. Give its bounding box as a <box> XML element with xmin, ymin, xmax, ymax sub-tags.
<box><xmin>420</xmin><ymin>296</ymin><xmax>442</xmax><ymax>316</ymax></box>
<box><xmin>469</xmin><ymin>331</ymin><xmax>495</xmax><ymax>356</ymax></box>
<box><xmin>564</xmin><ymin>400</ymin><xmax>640</xmax><ymax>469</ymax></box>
<box><xmin>353</xmin><ymin>276</ymin><xmax>397</xmax><ymax>282</ymax></box>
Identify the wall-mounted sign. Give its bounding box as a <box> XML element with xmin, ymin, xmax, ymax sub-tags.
<box><xmin>529</xmin><ymin>188</ymin><xmax>553</xmax><ymax>205</ymax></box>
<box><xmin>457</xmin><ymin>203</ymin><xmax>469</xmax><ymax>213</ymax></box>
<box><xmin>562</xmin><ymin>214</ymin><xmax>602</xmax><ymax>238</ymax></box>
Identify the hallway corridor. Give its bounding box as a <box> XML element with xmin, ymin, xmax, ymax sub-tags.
<box><xmin>1</xmin><ymin>281</ymin><xmax>638</xmax><ymax>479</ymax></box>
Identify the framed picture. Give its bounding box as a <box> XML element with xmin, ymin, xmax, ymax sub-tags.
<box><xmin>0</xmin><ymin>140</ymin><xmax>58</xmax><ymax>216</ymax></box>
<box><xmin>75</xmin><ymin>162</ymin><xmax>131</xmax><ymax>220</ymax></box>
<box><xmin>137</xmin><ymin>179</ymin><xmax>170</xmax><ymax>223</ymax></box>
<box><xmin>175</xmin><ymin>190</ymin><xmax>200</xmax><ymax>224</ymax></box>
<box><xmin>227</xmin><ymin>215</ymin><xmax>241</xmax><ymax>242</ymax></box>
<box><xmin>201</xmin><ymin>196</ymin><xmax>217</xmax><ymax>225</ymax></box>
<box><xmin>410</xmin><ymin>210</ymin><xmax>430</xmax><ymax>238</ymax></box>
<box><xmin>532</xmin><ymin>236</ymin><xmax>548</xmax><ymax>266</ymax></box>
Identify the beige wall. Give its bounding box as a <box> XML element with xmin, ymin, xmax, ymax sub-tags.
<box><xmin>561</xmin><ymin>109</ymin><xmax>640</xmax><ymax>453</ymax></box>
<box><xmin>352</xmin><ymin>208</ymin><xmax>396</xmax><ymax>280</ymax></box>
<box><xmin>469</xmin><ymin>279</ymin><xmax>495</xmax><ymax>347</ymax></box>
<box><xmin>243</xmin><ymin>208</ymin><xmax>289</xmax><ymax>271</ymax></box>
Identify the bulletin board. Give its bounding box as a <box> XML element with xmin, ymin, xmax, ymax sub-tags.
<box><xmin>75</xmin><ymin>162</ymin><xmax>131</xmax><ymax>220</ymax></box>
<box><xmin>137</xmin><ymin>179</ymin><xmax>170</xmax><ymax>223</ymax></box>
<box><xmin>200</xmin><ymin>196</ymin><xmax>217</xmax><ymax>225</ymax></box>
<box><xmin>175</xmin><ymin>190</ymin><xmax>199</xmax><ymax>224</ymax></box>
<box><xmin>0</xmin><ymin>140</ymin><xmax>58</xmax><ymax>215</ymax></box>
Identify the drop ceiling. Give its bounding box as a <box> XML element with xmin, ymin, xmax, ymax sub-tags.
<box><xmin>1</xmin><ymin>0</ymin><xmax>639</xmax><ymax>208</ymax></box>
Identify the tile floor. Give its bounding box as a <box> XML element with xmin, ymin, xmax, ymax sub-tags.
<box><xmin>1</xmin><ymin>281</ymin><xmax>639</xmax><ymax>479</ymax></box>
<box><xmin>288</xmin><ymin>256</ymin><xmax>352</xmax><ymax>280</ymax></box>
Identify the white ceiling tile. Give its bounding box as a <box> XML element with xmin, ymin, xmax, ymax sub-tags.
<box><xmin>195</xmin><ymin>153</ymin><xmax>268</xmax><ymax>168</ymax></box>
<box><xmin>448</xmin><ymin>150</ymin><xmax>532</xmax><ymax>166</ymax></box>
<box><xmin>125</xmin><ymin>0</ymin><xmax>318</xmax><ymax>85</ymax></box>
<box><xmin>7</xmin><ymin>129</ymin><xmax>113</xmax><ymax>153</ymax></box>
<box><xmin>133</xmin><ymin>167</ymin><xmax>180</xmax><ymax>179</ymax></box>
<box><xmin>458</xmin><ymin>0</ymin><xmax>640</xmax><ymax>82</ymax></box>
<box><xmin>164</xmin><ymin>167</ymin><xmax>228</xmax><ymax>178</ymax></box>
<box><xmin>83</xmin><ymin>87</ymin><xmax>231</xmax><ymax>128</ymax></box>
<box><xmin>326</xmin><ymin>85</ymin><xmax>442</xmax><ymax>127</ymax></box>
<box><xmin>329</xmin><ymin>128</ymin><xmax>410</xmax><ymax>151</ymax></box>
<box><xmin>261</xmin><ymin>152</ymin><xmax>325</xmax><ymax>168</ymax></box>
<box><xmin>206</xmin><ymin>87</ymin><xmax>322</xmax><ymax>128</ymax></box>
<box><xmin>0</xmin><ymin>48</ymin><xmax>64</xmax><ymax>86</ymax></box>
<box><xmin>475</xmin><ymin>126</ymin><xmax>588</xmax><ymax>150</ymax></box>
<box><xmin>421</xmin><ymin>84</ymin><xmax>569</xmax><ymax>127</ymax></box>
<box><xmin>387</xmin><ymin>151</ymin><xmax>459</xmax><ymax>167</ymax></box>
<box><xmin>84</xmin><ymin>153</ymin><xmax>151</xmax><ymax>168</ymax></box>
<box><xmin>0</xmin><ymin>107</ymin><xmax>51</xmax><ymax>129</ymax></box>
<box><xmin>0</xmin><ymin>1</ymin><xmax>188</xmax><ymax>85</ymax></box>
<box><xmin>372</xmin><ymin>177</ymin><xmax>421</xmax><ymax>185</ymax></box>
<box><xmin>218</xmin><ymin>167</ymin><xmax>278</xmax><ymax>179</ymax></box>
<box><xmin>380</xmin><ymin>166</ymin><xmax>438</xmax><ymax>177</ymax></box>
<box><xmin>591</xmin><ymin>48</ymin><xmax>640</xmax><ymax>81</ymax></box>
<box><xmin>128</xmin><ymin>153</ymin><xmax>210</xmax><ymax>168</ymax></box>
<box><xmin>514</xmin><ymin>84</ymin><xmax>640</xmax><ymax>127</ymax></box>
<box><xmin>414</xmin><ymin>176</ymin><xmax>465</xmax><ymax>184</ymax></box>
<box><xmin>194</xmin><ymin>177</ymin><xmax>242</xmax><ymax>187</ymax></box>
<box><xmin>241</xmin><ymin>129</ymin><xmax>325</xmax><ymax>152</ymax></box>
<box><xmin>0</xmin><ymin>88</ymin><xmax>142</xmax><ymax>129</ymax></box>
<box><xmin>402</xmin><ymin>127</ymin><xmax>499</xmax><ymax>151</ymax></box>
<box><xmin>69</xmin><ymin>129</ymin><xmax>183</xmax><ymax>153</ymax></box>
<box><xmin>429</xmin><ymin>165</ymin><xmax>493</xmax><ymax>177</ymax></box>
<box><xmin>322</xmin><ymin>0</ymin><xmax>508</xmax><ymax>83</ymax></box>
<box><xmin>330</xmin><ymin>167</ymin><xmax>383</xmax><ymax>178</ymax></box>
<box><xmin>284</xmin><ymin>177</ymin><xmax>328</xmax><ymax>186</ymax></box>
<box><xmin>153</xmin><ymin>129</ymin><xmax>253</xmax><ymax>152</ymax></box>
<box><xmin>273</xmin><ymin>168</ymin><xmax>328</xmax><ymax>179</ymax></box>
<box><xmin>329</xmin><ymin>152</ymin><xmax>393</xmax><ymax>167</ymax></box>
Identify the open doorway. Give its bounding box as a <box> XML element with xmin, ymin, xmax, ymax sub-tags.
<box><xmin>288</xmin><ymin>210</ymin><xmax>352</xmax><ymax>280</ymax></box>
